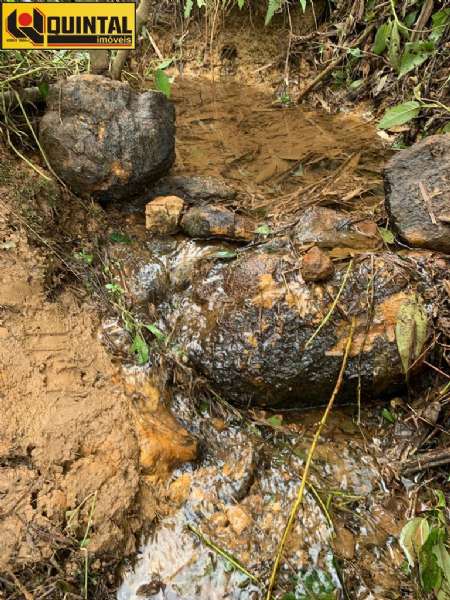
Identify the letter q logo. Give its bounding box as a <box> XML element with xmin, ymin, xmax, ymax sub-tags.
<box><xmin>7</xmin><ymin>8</ymin><xmax>45</xmax><ymax>44</ymax></box>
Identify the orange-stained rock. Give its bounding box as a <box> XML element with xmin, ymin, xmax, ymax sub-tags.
<box><xmin>225</xmin><ymin>505</ymin><xmax>252</xmax><ymax>535</ymax></box>
<box><xmin>294</xmin><ymin>206</ymin><xmax>381</xmax><ymax>250</ymax></box>
<box><xmin>301</xmin><ymin>246</ymin><xmax>334</xmax><ymax>282</ymax></box>
<box><xmin>145</xmin><ymin>195</ymin><xmax>184</xmax><ymax>235</ymax></box>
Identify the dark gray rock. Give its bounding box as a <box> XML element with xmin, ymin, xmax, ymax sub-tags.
<box><xmin>384</xmin><ymin>134</ymin><xmax>450</xmax><ymax>253</ymax></box>
<box><xmin>39</xmin><ymin>74</ymin><xmax>175</xmax><ymax>202</ymax></box>
<box><xmin>149</xmin><ymin>175</ymin><xmax>237</xmax><ymax>205</ymax></box>
<box><xmin>167</xmin><ymin>246</ymin><xmax>435</xmax><ymax>407</ymax></box>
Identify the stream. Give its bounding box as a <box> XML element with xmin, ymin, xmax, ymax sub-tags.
<box><xmin>105</xmin><ymin>78</ymin><xmax>410</xmax><ymax>599</ymax></box>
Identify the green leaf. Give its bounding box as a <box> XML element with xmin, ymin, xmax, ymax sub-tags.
<box><xmin>347</xmin><ymin>47</ymin><xmax>362</xmax><ymax>58</ymax></box>
<box><xmin>399</xmin><ymin>41</ymin><xmax>435</xmax><ymax>77</ymax></box>
<box><xmin>382</xmin><ymin>408</ymin><xmax>396</xmax><ymax>423</ymax></box>
<box><xmin>441</xmin><ymin>123</ymin><xmax>450</xmax><ymax>134</ymax></box>
<box><xmin>378</xmin><ymin>100</ymin><xmax>421</xmax><ymax>129</ymax></box>
<box><xmin>105</xmin><ymin>282</ymin><xmax>124</xmax><ymax>295</ymax></box>
<box><xmin>144</xmin><ymin>323</ymin><xmax>166</xmax><ymax>342</ymax></box>
<box><xmin>395</xmin><ymin>294</ymin><xmax>428</xmax><ymax>375</ymax></box>
<box><xmin>299</xmin><ymin>0</ymin><xmax>307</xmax><ymax>13</ymax></box>
<box><xmin>131</xmin><ymin>333</ymin><xmax>149</xmax><ymax>364</ymax></box>
<box><xmin>184</xmin><ymin>0</ymin><xmax>194</xmax><ymax>18</ymax></box>
<box><xmin>237</xmin><ymin>0</ymin><xmax>246</xmax><ymax>8</ymax></box>
<box><xmin>38</xmin><ymin>81</ymin><xmax>49</xmax><ymax>100</ymax></box>
<box><xmin>281</xmin><ymin>594</ymin><xmax>297</xmax><ymax>600</ymax></box>
<box><xmin>157</xmin><ymin>57</ymin><xmax>174</xmax><ymax>70</ymax></box>
<box><xmin>400</xmin><ymin>517</ymin><xmax>430</xmax><ymax>567</ymax></box>
<box><xmin>434</xmin><ymin>543</ymin><xmax>450</xmax><ymax>584</ymax></box>
<box><xmin>266</xmin><ymin>415</ymin><xmax>283</xmax><ymax>427</ymax></box>
<box><xmin>388</xmin><ymin>21</ymin><xmax>401</xmax><ymax>70</ymax></box>
<box><xmin>255</xmin><ymin>224</ymin><xmax>272</xmax><ymax>235</ymax></box>
<box><xmin>430</xmin><ymin>9</ymin><xmax>450</xmax><ymax>43</ymax></box>
<box><xmin>378</xmin><ymin>227</ymin><xmax>395</xmax><ymax>244</ymax></box>
<box><xmin>420</xmin><ymin>528</ymin><xmax>443</xmax><ymax>592</ymax></box>
<box><xmin>405</xmin><ymin>11</ymin><xmax>418</xmax><ymax>28</ymax></box>
<box><xmin>212</xmin><ymin>249</ymin><xmax>237</xmax><ymax>260</ymax></box>
<box><xmin>155</xmin><ymin>69</ymin><xmax>171</xmax><ymax>98</ymax></box>
<box><xmin>265</xmin><ymin>0</ymin><xmax>282</xmax><ymax>25</ymax></box>
<box><xmin>373</xmin><ymin>22</ymin><xmax>391</xmax><ymax>54</ymax></box>
<box><xmin>434</xmin><ymin>489</ymin><xmax>447</xmax><ymax>509</ymax></box>
<box><xmin>109</xmin><ymin>231</ymin><xmax>132</xmax><ymax>244</ymax></box>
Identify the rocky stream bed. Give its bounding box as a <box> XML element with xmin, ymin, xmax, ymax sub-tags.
<box><xmin>1</xmin><ymin>74</ymin><xmax>449</xmax><ymax>600</ymax></box>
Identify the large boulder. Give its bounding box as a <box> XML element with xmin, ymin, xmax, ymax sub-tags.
<box><xmin>39</xmin><ymin>75</ymin><xmax>175</xmax><ymax>202</ymax></box>
<box><xmin>384</xmin><ymin>134</ymin><xmax>450</xmax><ymax>253</ymax></box>
<box><xmin>166</xmin><ymin>242</ymin><xmax>435</xmax><ymax>406</ymax></box>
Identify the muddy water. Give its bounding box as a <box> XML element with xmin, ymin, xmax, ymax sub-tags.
<box><xmin>114</xmin><ymin>80</ymin><xmax>409</xmax><ymax>599</ymax></box>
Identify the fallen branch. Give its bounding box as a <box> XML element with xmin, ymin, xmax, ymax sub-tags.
<box><xmin>265</xmin><ymin>317</ymin><xmax>356</xmax><ymax>600</ymax></box>
<box><xmin>296</xmin><ymin>24</ymin><xmax>376</xmax><ymax>103</ymax></box>
<box><xmin>402</xmin><ymin>446</ymin><xmax>450</xmax><ymax>475</ymax></box>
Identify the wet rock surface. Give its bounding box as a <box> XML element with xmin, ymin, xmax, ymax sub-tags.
<box><xmin>163</xmin><ymin>243</ymin><xmax>433</xmax><ymax>406</ymax></box>
<box><xmin>149</xmin><ymin>175</ymin><xmax>236</xmax><ymax>205</ymax></box>
<box><xmin>301</xmin><ymin>246</ymin><xmax>334</xmax><ymax>281</ymax></box>
<box><xmin>39</xmin><ymin>75</ymin><xmax>175</xmax><ymax>202</ymax></box>
<box><xmin>385</xmin><ymin>134</ymin><xmax>450</xmax><ymax>252</ymax></box>
<box><xmin>181</xmin><ymin>205</ymin><xmax>256</xmax><ymax>241</ymax></box>
<box><xmin>293</xmin><ymin>206</ymin><xmax>381</xmax><ymax>249</ymax></box>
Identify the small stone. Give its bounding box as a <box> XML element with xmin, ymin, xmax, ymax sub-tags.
<box><xmin>145</xmin><ymin>195</ymin><xmax>184</xmax><ymax>235</ymax></box>
<box><xmin>181</xmin><ymin>206</ymin><xmax>255</xmax><ymax>242</ymax></box>
<box><xmin>384</xmin><ymin>134</ymin><xmax>450</xmax><ymax>252</ymax></box>
<box><xmin>301</xmin><ymin>246</ymin><xmax>334</xmax><ymax>281</ymax></box>
<box><xmin>225</xmin><ymin>505</ymin><xmax>252</xmax><ymax>535</ymax></box>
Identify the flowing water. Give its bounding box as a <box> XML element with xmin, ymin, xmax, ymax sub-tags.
<box><xmin>112</xmin><ymin>79</ymin><xmax>411</xmax><ymax>599</ymax></box>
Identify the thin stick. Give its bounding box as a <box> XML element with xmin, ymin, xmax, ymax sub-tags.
<box><xmin>265</xmin><ymin>318</ymin><xmax>356</xmax><ymax>600</ymax></box>
<box><xmin>304</xmin><ymin>260</ymin><xmax>353</xmax><ymax>350</ymax></box>
<box><xmin>296</xmin><ymin>24</ymin><xmax>375</xmax><ymax>103</ymax></box>
<box><xmin>187</xmin><ymin>524</ymin><xmax>261</xmax><ymax>586</ymax></box>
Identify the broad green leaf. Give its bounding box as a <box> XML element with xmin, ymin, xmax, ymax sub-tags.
<box><xmin>420</xmin><ymin>528</ymin><xmax>444</xmax><ymax>592</ymax></box>
<box><xmin>430</xmin><ymin>9</ymin><xmax>450</xmax><ymax>43</ymax></box>
<box><xmin>399</xmin><ymin>41</ymin><xmax>435</xmax><ymax>77</ymax></box>
<box><xmin>388</xmin><ymin>21</ymin><xmax>401</xmax><ymax>70</ymax></box>
<box><xmin>400</xmin><ymin>517</ymin><xmax>430</xmax><ymax>567</ymax></box>
<box><xmin>265</xmin><ymin>0</ymin><xmax>282</xmax><ymax>25</ymax></box>
<box><xmin>434</xmin><ymin>489</ymin><xmax>446</xmax><ymax>509</ymax></box>
<box><xmin>155</xmin><ymin>69</ymin><xmax>171</xmax><ymax>98</ymax></box>
<box><xmin>378</xmin><ymin>227</ymin><xmax>395</xmax><ymax>244</ymax></box>
<box><xmin>237</xmin><ymin>0</ymin><xmax>246</xmax><ymax>8</ymax></box>
<box><xmin>420</xmin><ymin>547</ymin><xmax>442</xmax><ymax>592</ymax></box>
<box><xmin>378</xmin><ymin>100</ymin><xmax>421</xmax><ymax>129</ymax></box>
<box><xmin>348</xmin><ymin>47</ymin><xmax>362</xmax><ymax>58</ymax></box>
<box><xmin>442</xmin><ymin>123</ymin><xmax>450</xmax><ymax>134</ymax></box>
<box><xmin>373</xmin><ymin>22</ymin><xmax>391</xmax><ymax>55</ymax></box>
<box><xmin>299</xmin><ymin>0</ymin><xmax>307</xmax><ymax>13</ymax></box>
<box><xmin>145</xmin><ymin>323</ymin><xmax>166</xmax><ymax>342</ymax></box>
<box><xmin>131</xmin><ymin>333</ymin><xmax>149</xmax><ymax>364</ymax></box>
<box><xmin>395</xmin><ymin>294</ymin><xmax>428</xmax><ymax>375</ymax></box>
